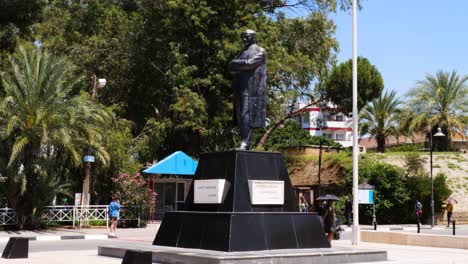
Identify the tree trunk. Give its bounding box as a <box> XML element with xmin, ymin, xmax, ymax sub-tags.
<box><xmin>15</xmin><ymin>143</ymin><xmax>40</xmax><ymax>229</ymax></box>
<box><xmin>376</xmin><ymin>135</ymin><xmax>386</xmax><ymax>153</ymax></box>
<box><xmin>256</xmin><ymin>100</ymin><xmax>319</xmax><ymax>150</ymax></box>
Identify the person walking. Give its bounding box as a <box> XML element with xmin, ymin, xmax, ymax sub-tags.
<box><xmin>446</xmin><ymin>200</ymin><xmax>454</xmax><ymax>227</ymax></box>
<box><xmin>414</xmin><ymin>200</ymin><xmax>423</xmax><ymax>224</ymax></box>
<box><xmin>344</xmin><ymin>196</ymin><xmax>353</xmax><ymax>227</ymax></box>
<box><xmin>316</xmin><ymin>201</ymin><xmax>326</xmax><ymax>224</ymax></box>
<box><xmin>108</xmin><ymin>195</ymin><xmax>121</xmax><ymax>236</ymax></box>
<box><xmin>299</xmin><ymin>195</ymin><xmax>309</xmax><ymax>212</ymax></box>
<box><xmin>323</xmin><ymin>201</ymin><xmax>336</xmax><ymax>243</ymax></box>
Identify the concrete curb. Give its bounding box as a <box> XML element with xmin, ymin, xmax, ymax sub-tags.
<box><xmin>0</xmin><ymin>234</ymin><xmax>109</xmax><ymax>242</ymax></box>
<box><xmin>343</xmin><ymin>227</ymin><xmax>445</xmax><ymax>232</ymax></box>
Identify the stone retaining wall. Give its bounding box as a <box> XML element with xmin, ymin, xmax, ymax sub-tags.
<box><xmin>361</xmin><ymin>230</ymin><xmax>468</xmax><ymax>249</ymax></box>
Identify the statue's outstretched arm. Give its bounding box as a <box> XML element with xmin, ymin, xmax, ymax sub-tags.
<box><xmin>230</xmin><ymin>49</ymin><xmax>266</xmax><ymax>71</ymax></box>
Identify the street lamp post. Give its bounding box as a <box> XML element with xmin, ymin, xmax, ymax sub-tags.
<box><xmin>80</xmin><ymin>75</ymin><xmax>106</xmax><ymax>226</ymax></box>
<box><xmin>317</xmin><ymin>117</ymin><xmax>325</xmax><ymax>196</ymax></box>
<box><xmin>430</xmin><ymin>127</ymin><xmax>445</xmax><ymax>227</ymax></box>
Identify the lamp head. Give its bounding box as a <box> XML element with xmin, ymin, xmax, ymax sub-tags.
<box><xmin>433</xmin><ymin>127</ymin><xmax>445</xmax><ymax>137</ymax></box>
<box><xmin>97</xmin><ymin>78</ymin><xmax>107</xmax><ymax>88</ymax></box>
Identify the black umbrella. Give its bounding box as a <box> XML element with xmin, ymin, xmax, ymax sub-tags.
<box><xmin>315</xmin><ymin>194</ymin><xmax>339</xmax><ymax>201</ymax></box>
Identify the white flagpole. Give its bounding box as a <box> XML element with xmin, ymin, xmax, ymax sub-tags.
<box><xmin>352</xmin><ymin>0</ymin><xmax>360</xmax><ymax>245</ymax></box>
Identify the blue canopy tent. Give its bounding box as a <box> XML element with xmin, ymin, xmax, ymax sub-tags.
<box><xmin>143</xmin><ymin>151</ymin><xmax>198</xmax><ymax>175</ymax></box>
<box><xmin>143</xmin><ymin>151</ymin><xmax>198</xmax><ymax>220</ymax></box>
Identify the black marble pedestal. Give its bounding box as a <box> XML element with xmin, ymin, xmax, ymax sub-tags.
<box><xmin>153</xmin><ymin>150</ymin><xmax>329</xmax><ymax>251</ymax></box>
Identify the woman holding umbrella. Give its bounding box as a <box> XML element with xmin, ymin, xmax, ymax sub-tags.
<box><xmin>317</xmin><ymin>194</ymin><xmax>339</xmax><ymax>243</ymax></box>
<box><xmin>446</xmin><ymin>197</ymin><xmax>457</xmax><ymax>227</ymax></box>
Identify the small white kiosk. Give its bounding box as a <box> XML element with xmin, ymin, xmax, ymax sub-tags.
<box><xmin>143</xmin><ymin>151</ymin><xmax>198</xmax><ymax>220</ymax></box>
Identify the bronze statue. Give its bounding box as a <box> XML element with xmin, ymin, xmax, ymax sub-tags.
<box><xmin>229</xmin><ymin>29</ymin><xmax>267</xmax><ymax>150</ymax></box>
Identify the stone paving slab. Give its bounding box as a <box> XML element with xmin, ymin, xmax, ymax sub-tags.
<box><xmin>334</xmin><ymin>240</ymin><xmax>468</xmax><ymax>264</ymax></box>
<box><xmin>0</xmin><ymin>250</ymin><xmax>121</xmax><ymax>264</ymax></box>
<box><xmin>1</xmin><ymin>239</ymin><xmax>467</xmax><ymax>264</ymax></box>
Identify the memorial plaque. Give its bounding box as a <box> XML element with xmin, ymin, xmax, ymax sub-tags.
<box><xmin>248</xmin><ymin>180</ymin><xmax>284</xmax><ymax>205</ymax></box>
<box><xmin>194</xmin><ymin>179</ymin><xmax>229</xmax><ymax>204</ymax></box>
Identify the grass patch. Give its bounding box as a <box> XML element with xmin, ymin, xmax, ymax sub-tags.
<box><xmin>447</xmin><ymin>162</ymin><xmax>460</xmax><ymax>170</ymax></box>
<box><xmin>433</xmin><ymin>164</ymin><xmax>441</xmax><ymax>168</ymax></box>
<box><xmin>450</xmin><ymin>154</ymin><xmax>466</xmax><ymax>163</ymax></box>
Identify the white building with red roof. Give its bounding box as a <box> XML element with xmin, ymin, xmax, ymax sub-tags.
<box><xmin>295</xmin><ymin>102</ymin><xmax>353</xmax><ymax>147</ymax></box>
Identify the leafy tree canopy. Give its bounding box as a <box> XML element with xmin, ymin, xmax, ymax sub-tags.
<box><xmin>359</xmin><ymin>90</ymin><xmax>401</xmax><ymax>153</ymax></box>
<box><xmin>405</xmin><ymin>70</ymin><xmax>467</xmax><ymax>150</ymax></box>
<box><xmin>322</xmin><ymin>56</ymin><xmax>384</xmax><ymax>113</ymax></box>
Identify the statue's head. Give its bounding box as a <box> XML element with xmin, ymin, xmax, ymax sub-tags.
<box><xmin>241</xmin><ymin>29</ymin><xmax>257</xmax><ymax>49</ymax></box>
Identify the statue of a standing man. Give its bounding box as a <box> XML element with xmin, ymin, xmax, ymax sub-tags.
<box><xmin>229</xmin><ymin>29</ymin><xmax>267</xmax><ymax>150</ymax></box>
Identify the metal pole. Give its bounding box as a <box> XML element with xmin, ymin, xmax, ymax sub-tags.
<box><xmin>81</xmin><ymin>75</ymin><xmax>97</xmax><ymax>227</ymax></box>
<box><xmin>138</xmin><ymin>205</ymin><xmax>141</xmax><ymax>228</ymax></box>
<box><xmin>430</xmin><ymin>132</ymin><xmax>434</xmax><ymax>227</ymax></box>
<box><xmin>372</xmin><ymin>196</ymin><xmax>377</xmax><ymax>230</ymax></box>
<box><xmin>453</xmin><ymin>220</ymin><xmax>456</xmax><ymax>236</ymax></box>
<box><xmin>318</xmin><ymin>135</ymin><xmax>323</xmax><ymax>196</ymax></box>
<box><xmin>106</xmin><ymin>205</ymin><xmax>109</xmax><ymax>228</ymax></box>
<box><xmin>351</xmin><ymin>0</ymin><xmax>360</xmax><ymax>245</ymax></box>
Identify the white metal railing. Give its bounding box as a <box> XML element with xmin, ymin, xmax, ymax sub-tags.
<box><xmin>42</xmin><ymin>205</ymin><xmax>140</xmax><ymax>228</ymax></box>
<box><xmin>0</xmin><ymin>208</ymin><xmax>17</xmax><ymax>225</ymax></box>
<box><xmin>0</xmin><ymin>206</ymin><xmax>140</xmax><ymax>227</ymax></box>
<box><xmin>72</xmin><ymin>205</ymin><xmax>109</xmax><ymax>228</ymax></box>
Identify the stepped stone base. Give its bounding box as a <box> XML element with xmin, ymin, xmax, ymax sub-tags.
<box><xmin>98</xmin><ymin>244</ymin><xmax>388</xmax><ymax>264</ymax></box>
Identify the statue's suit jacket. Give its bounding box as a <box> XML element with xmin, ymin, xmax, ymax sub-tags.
<box><xmin>230</xmin><ymin>44</ymin><xmax>266</xmax><ymax>128</ymax></box>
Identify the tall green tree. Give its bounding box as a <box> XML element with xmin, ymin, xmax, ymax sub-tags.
<box><xmin>406</xmin><ymin>70</ymin><xmax>467</xmax><ymax>149</ymax></box>
<box><xmin>0</xmin><ymin>0</ymin><xmax>45</xmax><ymax>51</ymax></box>
<box><xmin>0</xmin><ymin>46</ymin><xmax>111</xmax><ymax>228</ymax></box>
<box><xmin>359</xmin><ymin>90</ymin><xmax>401</xmax><ymax>153</ymax></box>
<box><xmin>322</xmin><ymin>56</ymin><xmax>384</xmax><ymax>113</ymax></box>
<box><xmin>256</xmin><ymin>11</ymin><xmax>338</xmax><ymax>149</ymax></box>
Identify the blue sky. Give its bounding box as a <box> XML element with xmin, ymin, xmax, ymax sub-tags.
<box><xmin>331</xmin><ymin>0</ymin><xmax>468</xmax><ymax>97</ymax></box>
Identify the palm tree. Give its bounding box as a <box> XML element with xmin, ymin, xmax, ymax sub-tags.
<box><xmin>0</xmin><ymin>46</ymin><xmax>111</xmax><ymax>228</ymax></box>
<box><xmin>407</xmin><ymin>70</ymin><xmax>467</xmax><ymax>148</ymax></box>
<box><xmin>394</xmin><ymin>107</ymin><xmax>419</xmax><ymax>144</ymax></box>
<box><xmin>359</xmin><ymin>90</ymin><xmax>401</xmax><ymax>153</ymax></box>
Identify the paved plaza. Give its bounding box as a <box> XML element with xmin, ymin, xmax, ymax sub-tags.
<box><xmin>0</xmin><ymin>224</ymin><xmax>467</xmax><ymax>263</ymax></box>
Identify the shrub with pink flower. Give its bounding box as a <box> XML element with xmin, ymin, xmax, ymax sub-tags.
<box><xmin>112</xmin><ymin>173</ymin><xmax>154</xmax><ymax>213</ymax></box>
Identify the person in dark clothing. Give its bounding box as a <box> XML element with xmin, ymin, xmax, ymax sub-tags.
<box><xmin>344</xmin><ymin>196</ymin><xmax>353</xmax><ymax>227</ymax></box>
<box><xmin>414</xmin><ymin>200</ymin><xmax>423</xmax><ymax>224</ymax></box>
<box><xmin>323</xmin><ymin>201</ymin><xmax>336</xmax><ymax>243</ymax></box>
<box><xmin>316</xmin><ymin>201</ymin><xmax>325</xmax><ymax>218</ymax></box>
<box><xmin>446</xmin><ymin>200</ymin><xmax>454</xmax><ymax>227</ymax></box>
